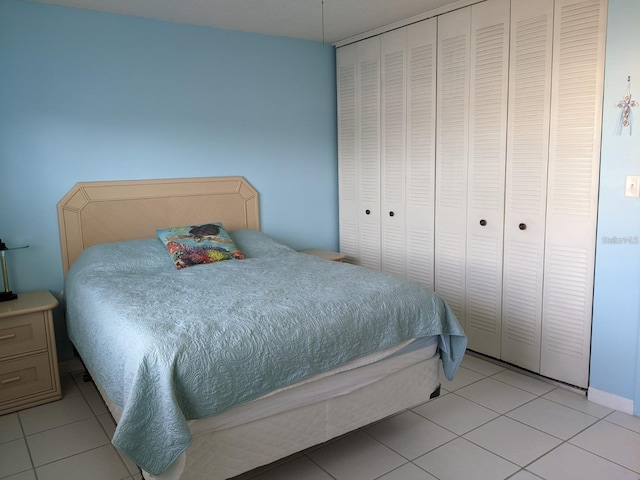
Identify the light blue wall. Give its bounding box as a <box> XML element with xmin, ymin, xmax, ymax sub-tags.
<box><xmin>591</xmin><ymin>0</ymin><xmax>640</xmax><ymax>415</ymax></box>
<box><xmin>0</xmin><ymin>0</ymin><xmax>337</xmax><ymax>359</ymax></box>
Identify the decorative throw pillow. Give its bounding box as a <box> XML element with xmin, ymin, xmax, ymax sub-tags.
<box><xmin>157</xmin><ymin>222</ymin><xmax>245</xmax><ymax>269</ymax></box>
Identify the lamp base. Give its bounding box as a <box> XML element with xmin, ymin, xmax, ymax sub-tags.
<box><xmin>0</xmin><ymin>291</ymin><xmax>18</xmax><ymax>302</ymax></box>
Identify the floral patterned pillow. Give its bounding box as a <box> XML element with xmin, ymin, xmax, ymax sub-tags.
<box><xmin>157</xmin><ymin>222</ymin><xmax>245</xmax><ymax>269</ymax></box>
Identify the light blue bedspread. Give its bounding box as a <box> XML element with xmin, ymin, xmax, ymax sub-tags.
<box><xmin>65</xmin><ymin>230</ymin><xmax>466</xmax><ymax>475</ymax></box>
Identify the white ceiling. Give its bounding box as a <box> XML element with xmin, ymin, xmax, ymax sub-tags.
<box><xmin>28</xmin><ymin>0</ymin><xmax>468</xmax><ymax>44</ymax></box>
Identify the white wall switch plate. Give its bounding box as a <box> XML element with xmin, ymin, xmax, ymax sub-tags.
<box><xmin>625</xmin><ymin>175</ymin><xmax>640</xmax><ymax>198</ymax></box>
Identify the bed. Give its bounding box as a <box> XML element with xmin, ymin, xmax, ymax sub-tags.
<box><xmin>57</xmin><ymin>176</ymin><xmax>466</xmax><ymax>480</ymax></box>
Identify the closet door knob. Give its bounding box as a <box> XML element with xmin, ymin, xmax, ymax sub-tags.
<box><xmin>519</xmin><ymin>223</ymin><xmax>527</xmax><ymax>230</ymax></box>
<box><xmin>365</xmin><ymin>209</ymin><xmax>371</xmax><ymax>215</ymax></box>
<box><xmin>479</xmin><ymin>219</ymin><xmax>487</xmax><ymax>226</ymax></box>
<box><xmin>389</xmin><ymin>211</ymin><xmax>395</xmax><ymax>217</ymax></box>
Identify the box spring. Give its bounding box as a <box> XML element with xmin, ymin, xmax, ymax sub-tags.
<box><xmin>93</xmin><ymin>341</ymin><xmax>441</xmax><ymax>480</ymax></box>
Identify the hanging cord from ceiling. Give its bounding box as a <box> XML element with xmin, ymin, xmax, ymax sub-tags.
<box><xmin>321</xmin><ymin>0</ymin><xmax>325</xmax><ymax>43</ymax></box>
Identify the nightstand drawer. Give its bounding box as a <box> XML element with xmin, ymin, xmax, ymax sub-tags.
<box><xmin>0</xmin><ymin>352</ymin><xmax>53</xmax><ymax>403</ymax></box>
<box><xmin>0</xmin><ymin>312</ymin><xmax>47</xmax><ymax>359</ymax></box>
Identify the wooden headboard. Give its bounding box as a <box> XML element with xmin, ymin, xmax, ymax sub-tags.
<box><xmin>57</xmin><ymin>176</ymin><xmax>260</xmax><ymax>274</ymax></box>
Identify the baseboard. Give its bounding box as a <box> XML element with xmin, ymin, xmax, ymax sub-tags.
<box><xmin>587</xmin><ymin>387</ymin><xmax>634</xmax><ymax>414</ymax></box>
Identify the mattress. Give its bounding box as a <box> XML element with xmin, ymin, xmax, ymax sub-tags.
<box><xmin>65</xmin><ymin>229</ymin><xmax>466</xmax><ymax>476</ymax></box>
<box><xmin>99</xmin><ymin>336</ymin><xmax>437</xmax><ymax>429</ymax></box>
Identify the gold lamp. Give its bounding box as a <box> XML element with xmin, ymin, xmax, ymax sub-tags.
<box><xmin>0</xmin><ymin>238</ymin><xmax>28</xmax><ymax>302</ymax></box>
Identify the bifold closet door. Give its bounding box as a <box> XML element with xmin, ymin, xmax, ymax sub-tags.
<box><xmin>502</xmin><ymin>0</ymin><xmax>606</xmax><ymax>387</ymax></box>
<box><xmin>337</xmin><ymin>44</ymin><xmax>359</xmax><ymax>264</ymax></box>
<box><xmin>435</xmin><ymin>6</ymin><xmax>471</xmax><ymax>328</ymax></box>
<box><xmin>337</xmin><ymin>37</ymin><xmax>382</xmax><ymax>269</ymax></box>
<box><xmin>339</xmin><ymin>21</ymin><xmax>436</xmax><ymax>282</ymax></box>
<box><xmin>380</xmin><ymin>29</ymin><xmax>407</xmax><ymax>277</ymax></box>
<box><xmin>405</xmin><ymin>19</ymin><xmax>437</xmax><ymax>290</ymax></box>
<box><xmin>464</xmin><ymin>0</ymin><xmax>510</xmax><ymax>358</ymax></box>
<box><xmin>381</xmin><ymin>23</ymin><xmax>438</xmax><ymax>282</ymax></box>
<box><xmin>357</xmin><ymin>37</ymin><xmax>382</xmax><ymax>271</ymax></box>
<box><xmin>501</xmin><ymin>0</ymin><xmax>554</xmax><ymax>373</ymax></box>
<box><xmin>541</xmin><ymin>0</ymin><xmax>606</xmax><ymax>388</ymax></box>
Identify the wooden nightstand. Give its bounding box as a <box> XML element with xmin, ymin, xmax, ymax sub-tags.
<box><xmin>301</xmin><ymin>249</ymin><xmax>346</xmax><ymax>262</ymax></box>
<box><xmin>0</xmin><ymin>291</ymin><xmax>61</xmax><ymax>414</ymax></box>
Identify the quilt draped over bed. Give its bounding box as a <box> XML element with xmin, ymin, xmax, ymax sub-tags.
<box><xmin>64</xmin><ymin>230</ymin><xmax>466</xmax><ymax>475</ymax></box>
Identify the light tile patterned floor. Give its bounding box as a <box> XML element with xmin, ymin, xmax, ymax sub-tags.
<box><xmin>1</xmin><ymin>354</ymin><xmax>639</xmax><ymax>480</ymax></box>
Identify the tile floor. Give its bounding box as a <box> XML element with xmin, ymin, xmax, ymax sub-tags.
<box><xmin>1</xmin><ymin>354</ymin><xmax>639</xmax><ymax>480</ymax></box>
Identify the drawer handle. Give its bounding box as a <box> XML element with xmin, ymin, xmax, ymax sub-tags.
<box><xmin>1</xmin><ymin>376</ymin><xmax>21</xmax><ymax>385</ymax></box>
<box><xmin>0</xmin><ymin>333</ymin><xmax>17</xmax><ymax>341</ymax></box>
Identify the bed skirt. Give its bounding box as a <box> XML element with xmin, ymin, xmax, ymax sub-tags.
<box><xmin>93</xmin><ymin>345</ymin><xmax>441</xmax><ymax>480</ymax></box>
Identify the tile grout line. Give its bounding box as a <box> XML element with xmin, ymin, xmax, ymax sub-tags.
<box><xmin>15</xmin><ymin>411</ymin><xmax>38</xmax><ymax>480</ymax></box>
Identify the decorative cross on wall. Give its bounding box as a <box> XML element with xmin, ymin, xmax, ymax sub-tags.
<box><xmin>616</xmin><ymin>76</ymin><xmax>638</xmax><ymax>135</ymax></box>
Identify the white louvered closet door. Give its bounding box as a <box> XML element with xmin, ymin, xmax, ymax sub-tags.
<box><xmin>337</xmin><ymin>44</ymin><xmax>359</xmax><ymax>264</ymax></box>
<box><xmin>357</xmin><ymin>37</ymin><xmax>382</xmax><ymax>270</ymax></box>
<box><xmin>465</xmin><ymin>0</ymin><xmax>510</xmax><ymax>358</ymax></box>
<box><xmin>381</xmin><ymin>29</ymin><xmax>407</xmax><ymax>277</ymax></box>
<box><xmin>406</xmin><ymin>19</ymin><xmax>437</xmax><ymax>290</ymax></box>
<box><xmin>541</xmin><ymin>0</ymin><xmax>606</xmax><ymax>388</ymax></box>
<box><xmin>502</xmin><ymin>0</ymin><xmax>554</xmax><ymax>373</ymax></box>
<box><xmin>466</xmin><ymin>0</ymin><xmax>510</xmax><ymax>358</ymax></box>
<box><xmin>435</xmin><ymin>7</ymin><xmax>471</xmax><ymax>329</ymax></box>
